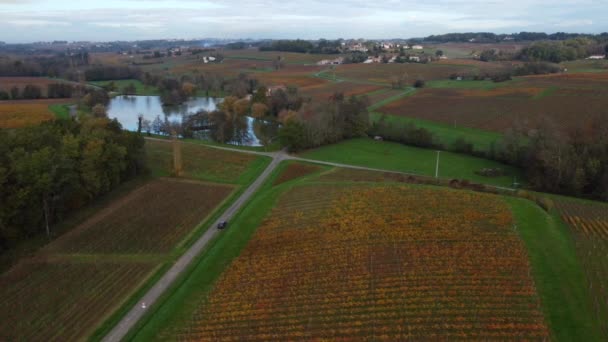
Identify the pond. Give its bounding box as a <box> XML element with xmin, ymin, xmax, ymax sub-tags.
<box><xmin>106</xmin><ymin>95</ymin><xmax>278</xmax><ymax>147</ymax></box>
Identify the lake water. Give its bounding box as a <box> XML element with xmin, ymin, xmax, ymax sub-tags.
<box><xmin>106</xmin><ymin>95</ymin><xmax>277</xmax><ymax>146</ymax></box>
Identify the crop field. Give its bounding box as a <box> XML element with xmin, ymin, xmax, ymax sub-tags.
<box><xmin>300</xmin><ymin>81</ymin><xmax>385</xmax><ymax>101</ymax></box>
<box><xmin>0</xmin><ymin>177</ymin><xmax>234</xmax><ymax>341</ymax></box>
<box><xmin>366</xmin><ymin>88</ymin><xmax>410</xmax><ymax>105</ymax></box>
<box><xmin>169</xmin><ymin>58</ymin><xmax>276</xmax><ymax>77</ymax></box>
<box><xmin>47</xmin><ymin>178</ymin><xmax>233</xmax><ymax>254</ymax></box>
<box><xmin>167</xmin><ymin>184</ymin><xmax>548</xmax><ymax>340</ymax></box>
<box><xmin>273</xmin><ymin>162</ymin><xmax>322</xmax><ymax>185</ymax></box>
<box><xmin>332</xmin><ymin>62</ymin><xmax>511</xmax><ymax>85</ymax></box>
<box><xmin>0</xmin><ymin>76</ymin><xmax>74</xmax><ymax>96</ymax></box>
<box><xmin>0</xmin><ymin>259</ymin><xmax>156</xmax><ymax>341</ymax></box>
<box><xmin>223</xmin><ymin>49</ymin><xmax>345</xmax><ymax>65</ymax></box>
<box><xmin>254</xmin><ymin>65</ymin><xmax>325</xmax><ymax>89</ymax></box>
<box><xmin>0</xmin><ymin>180</ymin><xmax>233</xmax><ymax>341</ymax></box>
<box><xmin>555</xmin><ymin>199</ymin><xmax>608</xmax><ymax>336</ymax></box>
<box><xmin>0</xmin><ymin>99</ymin><xmax>71</xmax><ymax>128</ymax></box>
<box><xmin>379</xmin><ymin>73</ymin><xmax>608</xmax><ymax>133</ymax></box>
<box><xmin>145</xmin><ymin>139</ymin><xmax>265</xmax><ymax>184</ymax></box>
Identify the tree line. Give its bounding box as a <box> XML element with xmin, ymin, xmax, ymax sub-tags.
<box><xmin>0</xmin><ymin>83</ymin><xmax>77</xmax><ymax>100</ymax></box>
<box><xmin>259</xmin><ymin>39</ymin><xmax>343</xmax><ymax>54</ymax></box>
<box><xmin>422</xmin><ymin>32</ymin><xmax>608</xmax><ymax>43</ymax></box>
<box><xmin>369</xmin><ymin>114</ymin><xmax>608</xmax><ymax>201</ymax></box>
<box><xmin>0</xmin><ymin>117</ymin><xmax>145</xmax><ymax>252</ymax></box>
<box><xmin>279</xmin><ymin>94</ymin><xmax>370</xmax><ymax>151</ymax></box>
<box><xmin>478</xmin><ymin>38</ymin><xmax>607</xmax><ymax>64</ymax></box>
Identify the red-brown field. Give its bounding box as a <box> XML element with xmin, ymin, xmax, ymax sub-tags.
<box><xmin>255</xmin><ymin>65</ymin><xmax>325</xmax><ymax>88</ymax></box>
<box><xmin>168</xmin><ymin>184</ymin><xmax>549</xmax><ymax>340</ymax></box>
<box><xmin>145</xmin><ymin>139</ymin><xmax>262</xmax><ymax>184</ymax></box>
<box><xmin>0</xmin><ymin>259</ymin><xmax>156</xmax><ymax>341</ymax></box>
<box><xmin>47</xmin><ymin>178</ymin><xmax>233</xmax><ymax>254</ymax></box>
<box><xmin>273</xmin><ymin>162</ymin><xmax>321</xmax><ymax>185</ymax></box>
<box><xmin>379</xmin><ymin>73</ymin><xmax>608</xmax><ymax>132</ymax></box>
<box><xmin>333</xmin><ymin>62</ymin><xmax>512</xmax><ymax>85</ymax></box>
<box><xmin>555</xmin><ymin>199</ymin><xmax>608</xmax><ymax>336</ymax></box>
<box><xmin>0</xmin><ymin>99</ymin><xmax>70</xmax><ymax>128</ymax></box>
<box><xmin>300</xmin><ymin>81</ymin><xmax>385</xmax><ymax>101</ymax></box>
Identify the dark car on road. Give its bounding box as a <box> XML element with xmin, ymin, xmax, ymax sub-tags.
<box><xmin>217</xmin><ymin>221</ymin><xmax>228</xmax><ymax>230</ymax></box>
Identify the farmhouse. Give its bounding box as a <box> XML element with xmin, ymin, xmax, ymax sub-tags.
<box><xmin>412</xmin><ymin>45</ymin><xmax>424</xmax><ymax>50</ymax></box>
<box><xmin>409</xmin><ymin>56</ymin><xmax>421</xmax><ymax>62</ymax></box>
<box><xmin>349</xmin><ymin>43</ymin><xmax>369</xmax><ymax>52</ymax></box>
<box><xmin>363</xmin><ymin>56</ymin><xmax>382</xmax><ymax>64</ymax></box>
<box><xmin>317</xmin><ymin>57</ymin><xmax>344</xmax><ymax>65</ymax></box>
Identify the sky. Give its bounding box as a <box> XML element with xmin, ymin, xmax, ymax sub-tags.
<box><xmin>0</xmin><ymin>0</ymin><xmax>607</xmax><ymax>43</ymax></box>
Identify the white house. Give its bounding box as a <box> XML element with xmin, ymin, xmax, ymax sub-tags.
<box><xmin>587</xmin><ymin>55</ymin><xmax>606</xmax><ymax>60</ymax></box>
<box><xmin>409</xmin><ymin>56</ymin><xmax>421</xmax><ymax>62</ymax></box>
<box><xmin>412</xmin><ymin>45</ymin><xmax>423</xmax><ymax>50</ymax></box>
<box><xmin>317</xmin><ymin>57</ymin><xmax>344</xmax><ymax>66</ymax></box>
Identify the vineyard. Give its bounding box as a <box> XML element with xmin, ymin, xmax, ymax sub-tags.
<box><xmin>0</xmin><ymin>178</ymin><xmax>234</xmax><ymax>340</ymax></box>
<box><xmin>0</xmin><ymin>260</ymin><xmax>155</xmax><ymax>341</ymax></box>
<box><xmin>273</xmin><ymin>162</ymin><xmax>322</xmax><ymax>185</ymax></box>
<box><xmin>47</xmin><ymin>179</ymin><xmax>233</xmax><ymax>254</ymax></box>
<box><xmin>333</xmin><ymin>62</ymin><xmax>511</xmax><ymax>84</ymax></box>
<box><xmin>555</xmin><ymin>199</ymin><xmax>608</xmax><ymax>337</ymax></box>
<box><xmin>145</xmin><ymin>139</ymin><xmax>263</xmax><ymax>184</ymax></box>
<box><xmin>379</xmin><ymin>73</ymin><xmax>608</xmax><ymax>133</ymax></box>
<box><xmin>300</xmin><ymin>81</ymin><xmax>385</xmax><ymax>102</ymax></box>
<box><xmin>168</xmin><ymin>184</ymin><xmax>549</xmax><ymax>340</ymax></box>
<box><xmin>0</xmin><ymin>100</ymin><xmax>65</xmax><ymax>128</ymax></box>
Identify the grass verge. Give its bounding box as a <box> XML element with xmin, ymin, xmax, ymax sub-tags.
<box><xmin>48</xmin><ymin>103</ymin><xmax>72</xmax><ymax>119</ymax></box>
<box><xmin>506</xmin><ymin>197</ymin><xmax>602</xmax><ymax>341</ymax></box>
<box><xmin>299</xmin><ymin>138</ymin><xmax>521</xmax><ymax>188</ymax></box>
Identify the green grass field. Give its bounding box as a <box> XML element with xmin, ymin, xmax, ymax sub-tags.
<box><xmin>48</xmin><ymin>103</ymin><xmax>71</xmax><ymax>119</ymax></box>
<box><xmin>370</xmin><ymin>112</ymin><xmax>503</xmax><ymax>152</ymax></box>
<box><xmin>299</xmin><ymin>138</ymin><xmax>520</xmax><ymax>187</ymax></box>
<box><xmin>90</xmin><ymin>79</ymin><xmax>160</xmax><ymax>95</ymax></box>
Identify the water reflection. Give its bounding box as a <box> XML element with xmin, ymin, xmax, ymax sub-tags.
<box><xmin>106</xmin><ymin>95</ymin><xmax>278</xmax><ymax>147</ymax></box>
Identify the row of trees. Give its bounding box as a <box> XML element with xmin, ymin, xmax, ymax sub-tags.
<box><xmin>478</xmin><ymin>40</ymin><xmax>607</xmax><ymax>64</ymax></box>
<box><xmin>259</xmin><ymin>39</ymin><xmax>343</xmax><ymax>54</ymax></box>
<box><xmin>0</xmin><ymin>54</ymin><xmax>89</xmax><ymax>78</ymax></box>
<box><xmin>517</xmin><ymin>38</ymin><xmax>606</xmax><ymax>63</ymax></box>
<box><xmin>0</xmin><ymin>83</ymin><xmax>77</xmax><ymax>100</ymax></box>
<box><xmin>84</xmin><ymin>66</ymin><xmax>141</xmax><ymax>81</ymax></box>
<box><xmin>0</xmin><ymin>117</ymin><xmax>145</xmax><ymax>252</ymax></box>
<box><xmin>423</xmin><ymin>32</ymin><xmax>608</xmax><ymax>43</ymax></box>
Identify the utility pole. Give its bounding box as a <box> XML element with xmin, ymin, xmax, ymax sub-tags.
<box><xmin>172</xmin><ymin>130</ymin><xmax>183</xmax><ymax>177</ymax></box>
<box><xmin>435</xmin><ymin>151</ymin><xmax>440</xmax><ymax>179</ymax></box>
